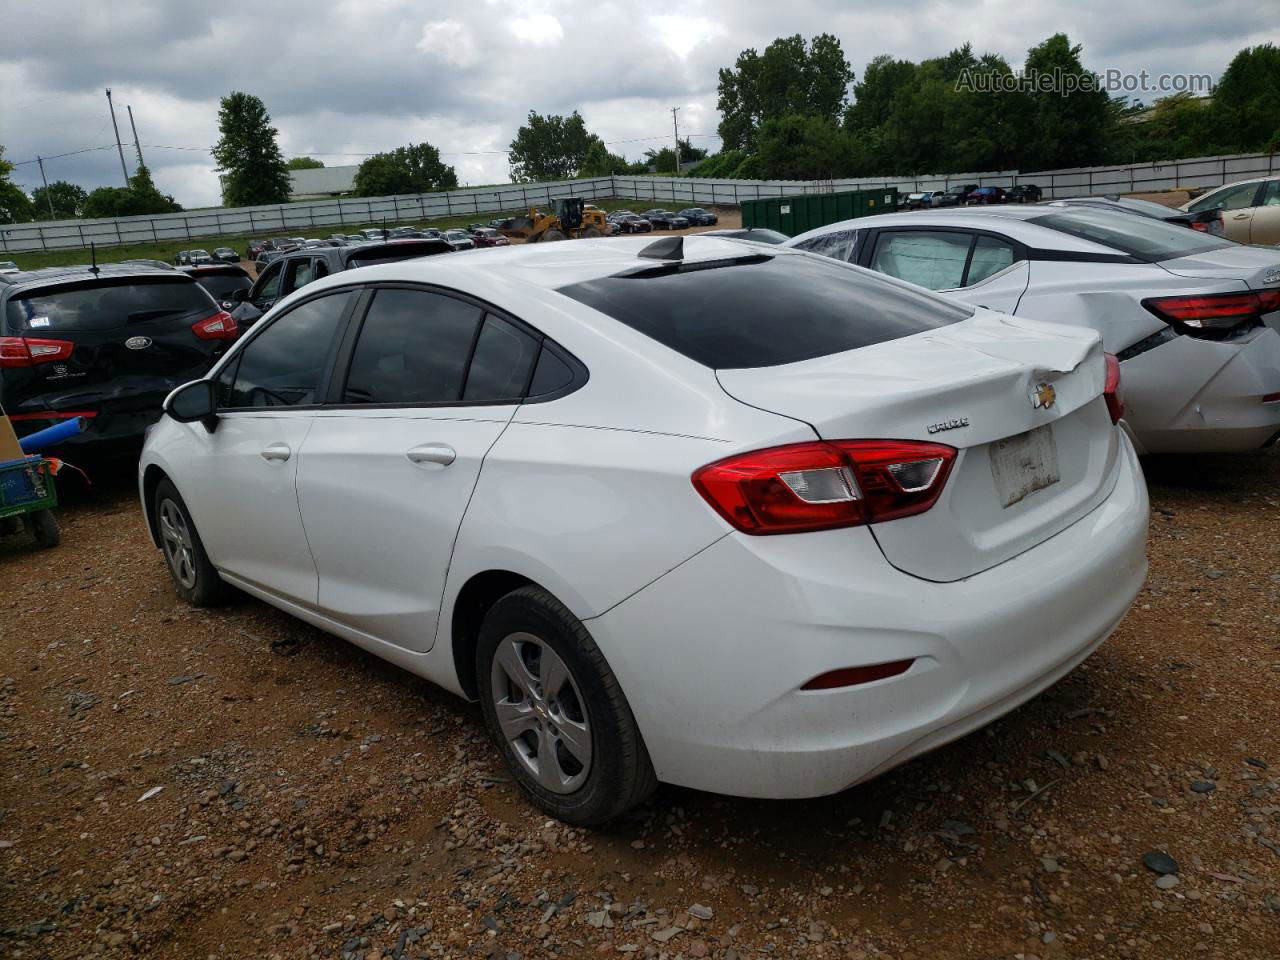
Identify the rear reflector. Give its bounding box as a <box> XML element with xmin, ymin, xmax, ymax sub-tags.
<box><xmin>1103</xmin><ymin>352</ymin><xmax>1124</xmax><ymax>424</ymax></box>
<box><xmin>693</xmin><ymin>439</ymin><xmax>956</xmax><ymax>535</ymax></box>
<box><xmin>0</xmin><ymin>336</ymin><xmax>75</xmax><ymax>368</ymax></box>
<box><xmin>191</xmin><ymin>310</ymin><xmax>239</xmax><ymax>340</ymax></box>
<box><xmin>801</xmin><ymin>659</ymin><xmax>914</xmax><ymax>690</ymax></box>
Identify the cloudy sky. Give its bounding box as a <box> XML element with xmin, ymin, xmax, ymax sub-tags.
<box><xmin>1</xmin><ymin>0</ymin><xmax>1270</xmax><ymax>208</ymax></box>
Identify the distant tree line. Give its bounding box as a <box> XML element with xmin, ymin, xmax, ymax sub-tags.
<box><xmin>691</xmin><ymin>36</ymin><xmax>1280</xmax><ymax>181</ymax></box>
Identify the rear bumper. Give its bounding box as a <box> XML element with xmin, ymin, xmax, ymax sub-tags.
<box><xmin>1121</xmin><ymin>326</ymin><xmax>1280</xmax><ymax>453</ymax></box>
<box><xmin>9</xmin><ymin>397</ymin><xmax>169</xmax><ymax>454</ymax></box>
<box><xmin>589</xmin><ymin>434</ymin><xmax>1149</xmax><ymax>799</ymax></box>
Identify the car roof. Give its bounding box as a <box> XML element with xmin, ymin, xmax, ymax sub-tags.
<box><xmin>0</xmin><ymin>262</ymin><xmax>190</xmax><ymax>294</ymax></box>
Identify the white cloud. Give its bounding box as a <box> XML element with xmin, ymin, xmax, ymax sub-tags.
<box><xmin>506</xmin><ymin>13</ymin><xmax>564</xmax><ymax>46</ymax></box>
<box><xmin>416</xmin><ymin>19</ymin><xmax>479</xmax><ymax>67</ymax></box>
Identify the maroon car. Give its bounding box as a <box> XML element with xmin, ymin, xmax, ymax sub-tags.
<box><xmin>469</xmin><ymin>227</ymin><xmax>511</xmax><ymax>248</ymax></box>
<box><xmin>965</xmin><ymin>186</ymin><xmax>1006</xmax><ymax>205</ymax></box>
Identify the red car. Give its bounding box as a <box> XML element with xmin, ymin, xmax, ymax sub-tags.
<box><xmin>965</xmin><ymin>186</ymin><xmax>1006</xmax><ymax>205</ymax></box>
<box><xmin>469</xmin><ymin>227</ymin><xmax>511</xmax><ymax>248</ymax></box>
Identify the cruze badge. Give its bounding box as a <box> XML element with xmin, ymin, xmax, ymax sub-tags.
<box><xmin>1031</xmin><ymin>382</ymin><xmax>1057</xmax><ymax>410</ymax></box>
<box><xmin>927</xmin><ymin>417</ymin><xmax>969</xmax><ymax>434</ymax></box>
<box><xmin>125</xmin><ymin>336</ymin><xmax>153</xmax><ymax>350</ymax></box>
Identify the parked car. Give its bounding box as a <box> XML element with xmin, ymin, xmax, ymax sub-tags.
<box><xmin>269</xmin><ymin>237</ymin><xmax>295</xmax><ymax>251</ymax></box>
<box><xmin>677</xmin><ymin>207</ymin><xmax>718</xmax><ymax>226</ymax></box>
<box><xmin>139</xmin><ymin>235</ymin><xmax>1146</xmax><ymax>824</ymax></box>
<box><xmin>443</xmin><ymin>229</ymin><xmax>476</xmax><ymax>251</ymax></box>
<box><xmin>642</xmin><ymin>209</ymin><xmax>690</xmax><ymax>230</ymax></box>
<box><xmin>609</xmin><ymin>213</ymin><xmax>654</xmax><ymax>234</ymax></box>
<box><xmin>255</xmin><ymin>249</ymin><xmax>287</xmax><ymax>267</ymax></box>
<box><xmin>346</xmin><ymin>235</ymin><xmax>366</xmax><ymax>244</ymax></box>
<box><xmin>786</xmin><ymin>206</ymin><xmax>1280</xmax><ymax>453</ymax></box>
<box><xmin>186</xmin><ymin>249</ymin><xmax>213</xmax><ymax>265</ymax></box>
<box><xmin>902</xmin><ymin>192</ymin><xmax>942</xmax><ymax>210</ymax></box>
<box><xmin>0</xmin><ymin>261</ymin><xmax>19</xmax><ymax>274</ymax></box>
<box><xmin>121</xmin><ymin>259</ymin><xmax>177</xmax><ymax>271</ymax></box>
<box><xmin>174</xmin><ymin>251</ymin><xmax>190</xmax><ymax>266</ymax></box>
<box><xmin>230</xmin><ymin>237</ymin><xmax>453</xmax><ymax>328</ymax></box>
<box><xmin>212</xmin><ymin>247</ymin><xmax>239</xmax><ymax>264</ymax></box>
<box><xmin>246</xmin><ymin>239</ymin><xmax>274</xmax><ymax>261</ymax></box>
<box><xmin>1046</xmin><ymin>196</ymin><xmax>1225</xmax><ymax>236</ymax></box>
<box><xmin>469</xmin><ymin>228</ymin><xmax>511</xmax><ymax>248</ymax></box>
<box><xmin>388</xmin><ymin>226</ymin><xmax>421</xmax><ymax>238</ymax></box>
<box><xmin>327</xmin><ymin>234</ymin><xmax>351</xmax><ymax>245</ymax></box>
<box><xmin>359</xmin><ymin>229</ymin><xmax>387</xmax><ymax>241</ymax></box>
<box><xmin>699</xmin><ymin>228</ymin><xmax>790</xmax><ymax>244</ymax></box>
<box><xmin>966</xmin><ymin>186</ymin><xmax>1005</xmax><ymax>205</ymax></box>
<box><xmin>1180</xmin><ymin>176</ymin><xmax>1280</xmax><ymax>245</ymax></box>
<box><xmin>1005</xmin><ymin>184</ymin><xmax>1042</xmax><ymax>204</ymax></box>
<box><xmin>935</xmin><ymin>184</ymin><xmax>979</xmax><ymax>207</ymax></box>
<box><xmin>181</xmin><ymin>264</ymin><xmax>254</xmax><ymax>310</ymax></box>
<box><xmin>1</xmin><ymin>263</ymin><xmax>237</xmax><ymax>454</ymax></box>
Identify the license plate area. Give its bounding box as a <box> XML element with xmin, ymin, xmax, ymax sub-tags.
<box><xmin>989</xmin><ymin>425</ymin><xmax>1060</xmax><ymax>508</ymax></box>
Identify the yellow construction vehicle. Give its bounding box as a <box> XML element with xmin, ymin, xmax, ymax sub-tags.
<box><xmin>496</xmin><ymin>198</ymin><xmax>611</xmax><ymax>243</ymax></box>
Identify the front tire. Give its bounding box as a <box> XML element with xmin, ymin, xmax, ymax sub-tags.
<box><xmin>477</xmin><ymin>586</ymin><xmax>656</xmax><ymax>825</ymax></box>
<box><xmin>25</xmin><ymin>509</ymin><xmax>59</xmax><ymax>548</ymax></box>
<box><xmin>153</xmin><ymin>479</ymin><xmax>231</xmax><ymax>606</ymax></box>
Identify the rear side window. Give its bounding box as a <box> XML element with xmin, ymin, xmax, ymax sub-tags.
<box><xmin>1188</xmin><ymin>181</ymin><xmax>1262</xmax><ymax>213</ymax></box>
<box><xmin>347</xmin><ymin>241</ymin><xmax>448</xmax><ymax>266</ymax></box>
<box><xmin>792</xmin><ymin>228</ymin><xmax>860</xmax><ymax>263</ymax></box>
<box><xmin>463</xmin><ymin>316</ymin><xmax>539</xmax><ymax>402</ymax></box>
<box><xmin>558</xmin><ymin>254</ymin><xmax>970</xmax><ymax>369</ymax></box>
<box><xmin>6</xmin><ymin>278</ymin><xmax>212</xmax><ymax>332</ymax></box>
<box><xmin>1031</xmin><ymin>209</ymin><xmax>1234</xmax><ymax>260</ymax></box>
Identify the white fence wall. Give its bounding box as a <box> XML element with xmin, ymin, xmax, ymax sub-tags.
<box><xmin>3</xmin><ymin>152</ymin><xmax>1277</xmax><ymax>255</ymax></box>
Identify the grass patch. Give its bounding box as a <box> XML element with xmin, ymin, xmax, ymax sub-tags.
<box><xmin>6</xmin><ymin>199</ymin><xmax>662</xmax><ymax>272</ymax></box>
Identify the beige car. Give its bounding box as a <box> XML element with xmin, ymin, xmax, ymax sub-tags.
<box><xmin>1183</xmin><ymin>176</ymin><xmax>1280</xmax><ymax>245</ymax></box>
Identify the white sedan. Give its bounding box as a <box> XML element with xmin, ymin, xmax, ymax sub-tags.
<box><xmin>140</xmin><ymin>236</ymin><xmax>1148</xmax><ymax>824</ymax></box>
<box><xmin>787</xmin><ymin>207</ymin><xmax>1280</xmax><ymax>454</ymax></box>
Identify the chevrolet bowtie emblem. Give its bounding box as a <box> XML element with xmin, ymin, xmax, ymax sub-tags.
<box><xmin>1031</xmin><ymin>382</ymin><xmax>1057</xmax><ymax>410</ymax></box>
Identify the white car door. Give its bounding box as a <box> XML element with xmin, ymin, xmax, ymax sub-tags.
<box><xmin>183</xmin><ymin>288</ymin><xmax>357</xmax><ymax>603</ymax></box>
<box><xmin>295</xmin><ymin>287</ymin><xmax>543</xmax><ymax>652</ymax></box>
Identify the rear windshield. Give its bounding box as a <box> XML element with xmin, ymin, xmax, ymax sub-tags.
<box><xmin>1029</xmin><ymin>209</ymin><xmax>1233</xmax><ymax>261</ymax></box>
<box><xmin>347</xmin><ymin>241</ymin><xmax>449</xmax><ymax>266</ymax></box>
<box><xmin>558</xmin><ymin>253</ymin><xmax>972</xmax><ymax>369</ymax></box>
<box><xmin>6</xmin><ymin>277</ymin><xmax>212</xmax><ymax>333</ymax></box>
<box><xmin>192</xmin><ymin>272</ymin><xmax>251</xmax><ymax>298</ymax></box>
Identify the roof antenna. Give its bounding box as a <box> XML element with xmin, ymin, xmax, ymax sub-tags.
<box><xmin>637</xmin><ymin>236</ymin><xmax>684</xmax><ymax>261</ymax></box>
<box><xmin>89</xmin><ymin>242</ymin><xmax>100</xmax><ymax>276</ymax></box>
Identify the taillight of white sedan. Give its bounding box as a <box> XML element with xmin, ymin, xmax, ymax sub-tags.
<box><xmin>140</xmin><ymin>236</ymin><xmax>1149</xmax><ymax>824</ymax></box>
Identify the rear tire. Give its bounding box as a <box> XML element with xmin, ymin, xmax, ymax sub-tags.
<box><xmin>154</xmin><ymin>479</ymin><xmax>231</xmax><ymax>606</ymax></box>
<box><xmin>476</xmin><ymin>586</ymin><xmax>657</xmax><ymax>825</ymax></box>
<box><xmin>25</xmin><ymin>510</ymin><xmax>59</xmax><ymax>548</ymax></box>
<box><xmin>581</xmin><ymin>226</ymin><xmax>603</xmax><ymax>238</ymax></box>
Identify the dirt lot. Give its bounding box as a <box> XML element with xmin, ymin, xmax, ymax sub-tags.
<box><xmin>2</xmin><ymin>447</ymin><xmax>1279</xmax><ymax>960</ymax></box>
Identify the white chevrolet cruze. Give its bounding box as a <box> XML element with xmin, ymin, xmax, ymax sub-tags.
<box><xmin>140</xmin><ymin>236</ymin><xmax>1149</xmax><ymax>824</ymax></box>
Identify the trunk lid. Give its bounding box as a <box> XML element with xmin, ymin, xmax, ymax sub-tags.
<box><xmin>716</xmin><ymin>311</ymin><xmax>1122</xmax><ymax>582</ymax></box>
<box><xmin>1158</xmin><ymin>246</ymin><xmax>1280</xmax><ymax>289</ymax></box>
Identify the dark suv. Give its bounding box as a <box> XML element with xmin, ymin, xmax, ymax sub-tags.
<box><xmin>1</xmin><ymin>263</ymin><xmax>237</xmax><ymax>453</ymax></box>
<box><xmin>230</xmin><ymin>237</ymin><xmax>453</xmax><ymax>328</ymax></box>
<box><xmin>936</xmin><ymin>184</ymin><xmax>980</xmax><ymax>207</ymax></box>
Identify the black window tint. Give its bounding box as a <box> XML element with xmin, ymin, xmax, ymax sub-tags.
<box><xmin>462</xmin><ymin>316</ymin><xmax>538</xmax><ymax>402</ymax></box>
<box><xmin>6</xmin><ymin>278</ymin><xmax>212</xmax><ymax>332</ymax></box>
<box><xmin>1030</xmin><ymin>210</ymin><xmax>1234</xmax><ymax>260</ymax></box>
<box><xmin>528</xmin><ymin>346</ymin><xmax>575</xmax><ymax>397</ymax></box>
<box><xmin>193</xmin><ymin>273</ymin><xmax>251</xmax><ymax>299</ymax></box>
<box><xmin>344</xmin><ymin>289</ymin><xmax>481</xmax><ymax>405</ymax></box>
<box><xmin>227</xmin><ymin>291</ymin><xmax>351</xmax><ymax>408</ymax></box>
<box><xmin>559</xmin><ymin>254</ymin><xmax>971</xmax><ymax>369</ymax></box>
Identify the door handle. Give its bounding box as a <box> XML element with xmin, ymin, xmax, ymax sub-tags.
<box><xmin>260</xmin><ymin>442</ymin><xmax>292</xmax><ymax>462</ymax></box>
<box><xmin>1233</xmin><ymin>213</ymin><xmax>1251</xmax><ymax>219</ymax></box>
<box><xmin>406</xmin><ymin>443</ymin><xmax>456</xmax><ymax>466</ymax></box>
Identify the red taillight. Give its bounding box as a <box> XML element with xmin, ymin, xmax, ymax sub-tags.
<box><xmin>1103</xmin><ymin>352</ymin><xmax>1124</xmax><ymax>424</ymax></box>
<box><xmin>1142</xmin><ymin>291</ymin><xmax>1273</xmax><ymax>333</ymax></box>
<box><xmin>0</xmin><ymin>336</ymin><xmax>75</xmax><ymax>368</ymax></box>
<box><xmin>801</xmin><ymin>659</ymin><xmax>915</xmax><ymax>690</ymax></box>
<box><xmin>692</xmin><ymin>439</ymin><xmax>957</xmax><ymax>535</ymax></box>
<box><xmin>191</xmin><ymin>310</ymin><xmax>239</xmax><ymax>340</ymax></box>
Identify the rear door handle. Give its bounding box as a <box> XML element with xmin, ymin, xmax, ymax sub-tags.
<box><xmin>1233</xmin><ymin>213</ymin><xmax>1251</xmax><ymax>219</ymax></box>
<box><xmin>260</xmin><ymin>442</ymin><xmax>292</xmax><ymax>462</ymax></box>
<box><xmin>406</xmin><ymin>443</ymin><xmax>456</xmax><ymax>466</ymax></box>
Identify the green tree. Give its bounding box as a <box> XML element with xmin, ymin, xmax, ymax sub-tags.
<box><xmin>286</xmin><ymin>156</ymin><xmax>325</xmax><ymax>170</ymax></box>
<box><xmin>1015</xmin><ymin>34</ymin><xmax>1114</xmax><ymax>171</ymax></box>
<box><xmin>579</xmin><ymin>139</ymin><xmax>630</xmax><ymax>177</ymax></box>
<box><xmin>1213</xmin><ymin>44</ymin><xmax>1280</xmax><ymax>151</ymax></box>
<box><xmin>716</xmin><ymin>34</ymin><xmax>854</xmax><ymax>152</ymax></box>
<box><xmin>351</xmin><ymin>143</ymin><xmax>458</xmax><ymax>197</ymax></box>
<box><xmin>508</xmin><ymin>111</ymin><xmax>606</xmax><ymax>182</ymax></box>
<box><xmin>30</xmin><ymin>179</ymin><xmax>88</xmax><ymax>219</ymax></box>
<box><xmin>0</xmin><ymin>146</ymin><xmax>35</xmax><ymax>223</ymax></box>
<box><xmin>82</xmin><ymin>165</ymin><xmax>182</xmax><ymax>218</ymax></box>
<box><xmin>757</xmin><ymin>115</ymin><xmax>862</xmax><ymax>180</ymax></box>
<box><xmin>211</xmin><ymin>92</ymin><xmax>292</xmax><ymax>206</ymax></box>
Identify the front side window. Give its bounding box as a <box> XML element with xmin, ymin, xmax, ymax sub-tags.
<box><xmin>255</xmin><ymin>262</ymin><xmax>284</xmax><ymax>301</ymax></box>
<box><xmin>343</xmin><ymin>289</ymin><xmax>482</xmax><ymax>405</ymax></box>
<box><xmin>871</xmin><ymin>231</ymin><xmax>971</xmax><ymax>290</ymax></box>
<box><xmin>224</xmin><ymin>291</ymin><xmax>352</xmax><ymax>408</ymax></box>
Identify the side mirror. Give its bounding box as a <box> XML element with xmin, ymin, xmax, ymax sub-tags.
<box><xmin>165</xmin><ymin>379</ymin><xmax>217</xmax><ymax>428</ymax></box>
<box><xmin>228</xmin><ymin>288</ymin><xmax>249</xmax><ymax>303</ymax></box>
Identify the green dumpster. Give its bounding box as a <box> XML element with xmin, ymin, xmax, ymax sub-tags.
<box><xmin>740</xmin><ymin>188</ymin><xmax>898</xmax><ymax>236</ymax></box>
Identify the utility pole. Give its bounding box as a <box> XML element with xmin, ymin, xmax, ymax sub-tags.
<box><xmin>127</xmin><ymin>105</ymin><xmax>145</xmax><ymax>170</ymax></box>
<box><xmin>105</xmin><ymin>88</ymin><xmax>130</xmax><ymax>185</ymax></box>
<box><xmin>671</xmin><ymin>107</ymin><xmax>681</xmax><ymax>175</ymax></box>
<box><xmin>36</xmin><ymin>156</ymin><xmax>56</xmax><ymax>218</ymax></box>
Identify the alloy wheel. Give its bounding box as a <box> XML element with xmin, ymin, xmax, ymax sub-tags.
<box><xmin>158</xmin><ymin>498</ymin><xmax>197</xmax><ymax>590</ymax></box>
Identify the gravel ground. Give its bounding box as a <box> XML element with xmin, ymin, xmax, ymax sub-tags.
<box><xmin>1</xmin><ymin>447</ymin><xmax>1278</xmax><ymax>960</ymax></box>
